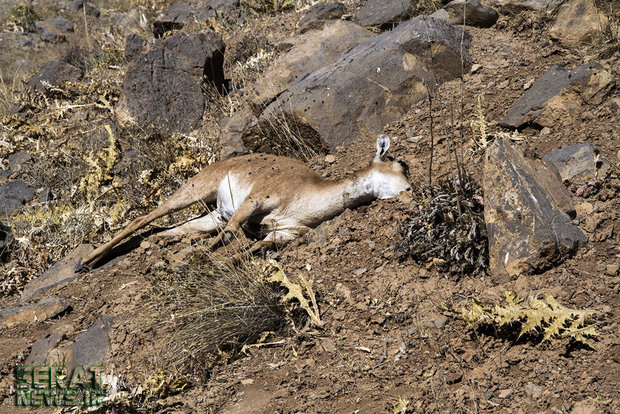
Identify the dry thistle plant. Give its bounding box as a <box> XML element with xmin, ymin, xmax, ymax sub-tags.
<box><xmin>461</xmin><ymin>291</ymin><xmax>600</xmax><ymax>347</ymax></box>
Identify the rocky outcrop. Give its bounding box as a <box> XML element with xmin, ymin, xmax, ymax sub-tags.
<box><xmin>251</xmin><ymin>20</ymin><xmax>375</xmax><ymax>108</ymax></box>
<box><xmin>258</xmin><ymin>17</ymin><xmax>471</xmax><ymax>149</ymax></box>
<box><xmin>35</xmin><ymin>17</ymin><xmax>74</xmax><ymax>43</ymax></box>
<box><xmin>46</xmin><ymin>316</ymin><xmax>114</xmax><ymax>374</ymax></box>
<box><xmin>0</xmin><ymin>298</ymin><xmax>70</xmax><ymax>329</ymax></box>
<box><xmin>69</xmin><ymin>0</ymin><xmax>100</xmax><ymax>17</ymax></box>
<box><xmin>0</xmin><ymin>180</ymin><xmax>35</xmax><ymax>215</ymax></box>
<box><xmin>355</xmin><ymin>0</ymin><xmax>416</xmax><ymax>29</ymax></box>
<box><xmin>0</xmin><ymin>221</ymin><xmax>12</xmax><ymax>262</ymax></box>
<box><xmin>549</xmin><ymin>0</ymin><xmax>609</xmax><ymax>47</ymax></box>
<box><xmin>544</xmin><ymin>143</ymin><xmax>610</xmax><ymax>182</ymax></box>
<box><xmin>485</xmin><ymin>0</ymin><xmax>561</xmax><ymax>11</ymax></box>
<box><xmin>298</xmin><ymin>2</ymin><xmax>346</xmax><ymax>33</ymax></box>
<box><xmin>483</xmin><ymin>139</ymin><xmax>586</xmax><ymax>280</ymax></box>
<box><xmin>500</xmin><ymin>62</ymin><xmax>613</xmax><ymax>129</ymax></box>
<box><xmin>435</xmin><ymin>0</ymin><xmax>499</xmax><ymax>27</ymax></box>
<box><xmin>115</xmin><ymin>30</ymin><xmax>225</xmax><ymax>133</ymax></box>
<box><xmin>27</xmin><ymin>60</ymin><xmax>83</xmax><ymax>94</ymax></box>
<box><xmin>20</xmin><ymin>244</ymin><xmax>93</xmax><ymax>302</ymax></box>
<box><xmin>153</xmin><ymin>0</ymin><xmax>241</xmax><ymax>37</ymax></box>
<box><xmin>124</xmin><ymin>33</ymin><xmax>147</xmax><ymax>60</ymax></box>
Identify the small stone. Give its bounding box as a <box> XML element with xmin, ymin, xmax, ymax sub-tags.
<box><xmin>606</xmin><ymin>264</ymin><xmax>618</xmax><ymax>276</ymax></box>
<box><xmin>353</xmin><ymin>267</ymin><xmax>367</xmax><ymax>276</ymax></box>
<box><xmin>570</xmin><ymin>400</ymin><xmax>597</xmax><ymax>414</ymax></box>
<box><xmin>470</xmin><ymin>63</ymin><xmax>483</xmax><ymax>73</ymax></box>
<box><xmin>525</xmin><ymin>383</ymin><xmax>543</xmax><ymax>398</ymax></box>
<box><xmin>240</xmin><ymin>378</ymin><xmax>254</xmax><ymax>385</ymax></box>
<box><xmin>498</xmin><ymin>388</ymin><xmax>514</xmax><ymax>399</ymax></box>
<box><xmin>422</xmin><ymin>313</ymin><xmax>449</xmax><ymax>329</ymax></box>
<box><xmin>445</xmin><ymin>372</ymin><xmax>463</xmax><ymax>384</ymax></box>
<box><xmin>325</xmin><ymin>154</ymin><xmax>336</xmax><ymax>163</ymax></box>
<box><xmin>541</xmin><ymin>127</ymin><xmax>552</xmax><ymax>135</ymax></box>
<box><xmin>523</xmin><ymin>78</ymin><xmax>535</xmax><ymax>89</ymax></box>
<box><xmin>577</xmin><ymin>202</ymin><xmax>594</xmax><ymax>216</ymax></box>
<box><xmin>140</xmin><ymin>241</ymin><xmax>153</xmax><ymax>250</ymax></box>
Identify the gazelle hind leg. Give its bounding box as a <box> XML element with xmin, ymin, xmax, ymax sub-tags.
<box><xmin>158</xmin><ymin>210</ymin><xmax>225</xmax><ymax>237</ymax></box>
<box><xmin>80</xmin><ymin>185</ymin><xmax>215</xmax><ymax>268</ymax></box>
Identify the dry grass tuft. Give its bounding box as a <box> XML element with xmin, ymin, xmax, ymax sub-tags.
<box><xmin>147</xmin><ymin>252</ymin><xmax>289</xmax><ymax>378</ymax></box>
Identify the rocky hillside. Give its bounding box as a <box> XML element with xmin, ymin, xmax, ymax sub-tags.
<box><xmin>0</xmin><ymin>0</ymin><xmax>618</xmax><ymax>413</ymax></box>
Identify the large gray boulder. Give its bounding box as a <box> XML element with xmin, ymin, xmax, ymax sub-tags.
<box><xmin>20</xmin><ymin>244</ymin><xmax>93</xmax><ymax>303</ymax></box>
<box><xmin>251</xmin><ymin>20</ymin><xmax>375</xmax><ymax>108</ymax></box>
<box><xmin>355</xmin><ymin>0</ymin><xmax>416</xmax><ymax>29</ymax></box>
<box><xmin>549</xmin><ymin>0</ymin><xmax>610</xmax><ymax>47</ymax></box>
<box><xmin>115</xmin><ymin>30</ymin><xmax>225</xmax><ymax>133</ymax></box>
<box><xmin>500</xmin><ymin>62</ymin><xmax>613</xmax><ymax>129</ymax></box>
<box><xmin>438</xmin><ymin>0</ymin><xmax>499</xmax><ymax>27</ymax></box>
<box><xmin>298</xmin><ymin>2</ymin><xmax>346</xmax><ymax>33</ymax></box>
<box><xmin>0</xmin><ymin>180</ymin><xmax>35</xmax><ymax>215</ymax></box>
<box><xmin>27</xmin><ymin>60</ymin><xmax>83</xmax><ymax>94</ymax></box>
<box><xmin>544</xmin><ymin>143</ymin><xmax>610</xmax><ymax>182</ymax></box>
<box><xmin>483</xmin><ymin>139</ymin><xmax>586</xmax><ymax>280</ymax></box>
<box><xmin>257</xmin><ymin>17</ymin><xmax>471</xmax><ymax>149</ymax></box>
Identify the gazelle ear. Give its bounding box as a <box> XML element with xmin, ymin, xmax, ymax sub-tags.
<box><xmin>375</xmin><ymin>134</ymin><xmax>390</xmax><ymax>162</ymax></box>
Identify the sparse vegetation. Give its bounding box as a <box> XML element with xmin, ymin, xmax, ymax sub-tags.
<box><xmin>395</xmin><ymin>175</ymin><xmax>488</xmax><ymax>276</ymax></box>
<box><xmin>243</xmin><ymin>0</ymin><xmax>295</xmax><ymax>15</ymax></box>
<box><xmin>6</xmin><ymin>3</ymin><xmax>40</xmax><ymax>32</ymax></box>
<box><xmin>461</xmin><ymin>291</ymin><xmax>600</xmax><ymax>347</ymax></box>
<box><xmin>147</xmin><ymin>253</ymin><xmax>291</xmax><ymax>378</ymax></box>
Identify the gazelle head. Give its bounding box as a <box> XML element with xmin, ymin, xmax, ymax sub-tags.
<box><xmin>369</xmin><ymin>134</ymin><xmax>411</xmax><ymax>199</ymax></box>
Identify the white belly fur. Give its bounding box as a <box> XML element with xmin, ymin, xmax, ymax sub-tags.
<box><xmin>216</xmin><ymin>173</ymin><xmax>253</xmax><ymax>221</ymax></box>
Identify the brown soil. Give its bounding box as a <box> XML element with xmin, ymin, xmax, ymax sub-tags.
<box><xmin>0</xmin><ymin>3</ymin><xmax>619</xmax><ymax>414</ymax></box>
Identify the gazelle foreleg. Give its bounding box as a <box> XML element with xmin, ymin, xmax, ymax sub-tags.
<box><xmin>205</xmin><ymin>200</ymin><xmax>262</xmax><ymax>251</ymax></box>
<box><xmin>230</xmin><ymin>228</ymin><xmax>306</xmax><ymax>263</ymax></box>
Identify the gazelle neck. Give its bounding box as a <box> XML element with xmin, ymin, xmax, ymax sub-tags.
<box><xmin>321</xmin><ymin>166</ymin><xmax>378</xmax><ymax>211</ymax></box>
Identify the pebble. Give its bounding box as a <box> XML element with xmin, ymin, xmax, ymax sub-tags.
<box><xmin>525</xmin><ymin>383</ymin><xmax>543</xmax><ymax>398</ymax></box>
<box><xmin>325</xmin><ymin>154</ymin><xmax>336</xmax><ymax>163</ymax></box>
<box><xmin>498</xmin><ymin>388</ymin><xmax>514</xmax><ymax>399</ymax></box>
<box><xmin>606</xmin><ymin>264</ymin><xmax>618</xmax><ymax>275</ymax></box>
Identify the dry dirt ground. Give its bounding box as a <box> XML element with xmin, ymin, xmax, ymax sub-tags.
<box><xmin>0</xmin><ymin>4</ymin><xmax>619</xmax><ymax>414</ymax></box>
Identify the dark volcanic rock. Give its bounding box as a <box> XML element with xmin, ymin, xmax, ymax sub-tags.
<box><xmin>47</xmin><ymin>316</ymin><xmax>113</xmax><ymax>373</ymax></box>
<box><xmin>251</xmin><ymin>20</ymin><xmax>375</xmax><ymax>107</ymax></box>
<box><xmin>355</xmin><ymin>0</ymin><xmax>416</xmax><ymax>29</ymax></box>
<box><xmin>298</xmin><ymin>2</ymin><xmax>346</xmax><ymax>33</ymax></box>
<box><xmin>0</xmin><ymin>180</ymin><xmax>35</xmax><ymax>215</ymax></box>
<box><xmin>440</xmin><ymin>0</ymin><xmax>499</xmax><ymax>27</ymax></box>
<box><xmin>258</xmin><ymin>17</ymin><xmax>471</xmax><ymax>149</ymax></box>
<box><xmin>544</xmin><ymin>143</ymin><xmax>610</xmax><ymax>181</ymax></box>
<box><xmin>27</xmin><ymin>60</ymin><xmax>83</xmax><ymax>94</ymax></box>
<box><xmin>483</xmin><ymin>139</ymin><xmax>586</xmax><ymax>280</ymax></box>
<box><xmin>115</xmin><ymin>30</ymin><xmax>225</xmax><ymax>133</ymax></box>
<box><xmin>153</xmin><ymin>0</ymin><xmax>241</xmax><ymax>37</ymax></box>
<box><xmin>35</xmin><ymin>17</ymin><xmax>74</xmax><ymax>43</ymax></box>
<box><xmin>0</xmin><ymin>298</ymin><xmax>70</xmax><ymax>328</ymax></box>
<box><xmin>20</xmin><ymin>244</ymin><xmax>93</xmax><ymax>303</ymax></box>
<box><xmin>124</xmin><ymin>33</ymin><xmax>148</xmax><ymax>60</ymax></box>
<box><xmin>0</xmin><ymin>221</ymin><xmax>13</xmax><ymax>262</ymax></box>
<box><xmin>500</xmin><ymin>62</ymin><xmax>613</xmax><ymax>129</ymax></box>
<box><xmin>69</xmin><ymin>0</ymin><xmax>101</xmax><ymax>17</ymax></box>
